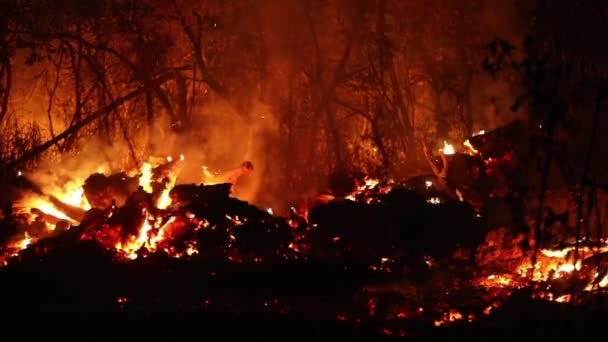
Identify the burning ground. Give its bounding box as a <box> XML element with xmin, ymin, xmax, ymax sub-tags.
<box><xmin>1</xmin><ymin>125</ymin><xmax>607</xmax><ymax>338</ymax></box>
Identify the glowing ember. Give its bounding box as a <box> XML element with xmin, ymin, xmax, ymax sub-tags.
<box><xmin>434</xmin><ymin>309</ymin><xmax>463</xmax><ymax>327</ymax></box>
<box><xmin>4</xmin><ymin>148</ymin><xmax>608</xmax><ymax>328</ymax></box>
<box><xmin>427</xmin><ymin>197</ymin><xmax>441</xmax><ymax>204</ymax></box>
<box><xmin>483</xmin><ymin>274</ymin><xmax>514</xmax><ymax>287</ymax></box>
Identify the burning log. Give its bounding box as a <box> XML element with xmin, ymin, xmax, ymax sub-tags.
<box><xmin>328</xmin><ymin>171</ymin><xmax>358</xmax><ymax>198</ymax></box>
<box><xmin>46</xmin><ymin>195</ymin><xmax>85</xmax><ymax>222</ymax></box>
<box><xmin>418</xmin><ymin>137</ymin><xmax>472</xmax><ymax>203</ymax></box>
<box><xmin>29</xmin><ymin>207</ymin><xmax>66</xmax><ymax>227</ymax></box>
<box><xmin>467</xmin><ymin>120</ymin><xmax>528</xmax><ymax>159</ymax></box>
<box><xmin>170</xmin><ymin>183</ymin><xmax>232</xmax><ymax>208</ymax></box>
<box><xmin>307</xmin><ymin>187</ymin><xmax>483</xmax><ymax>262</ymax></box>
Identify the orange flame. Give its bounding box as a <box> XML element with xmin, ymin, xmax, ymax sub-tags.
<box><xmin>441</xmin><ymin>141</ymin><xmax>455</xmax><ymax>155</ymax></box>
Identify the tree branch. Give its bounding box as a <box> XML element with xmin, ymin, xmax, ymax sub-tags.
<box><xmin>2</xmin><ymin>69</ymin><xmax>184</xmax><ymax>170</ymax></box>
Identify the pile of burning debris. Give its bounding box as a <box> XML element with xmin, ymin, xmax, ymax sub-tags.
<box><xmin>1</xmin><ymin>120</ymin><xmax>607</xmax><ymax>337</ymax></box>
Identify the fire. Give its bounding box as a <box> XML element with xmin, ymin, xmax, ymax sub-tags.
<box><xmin>463</xmin><ymin>139</ymin><xmax>479</xmax><ymax>154</ymax></box>
<box><xmin>22</xmin><ymin>197</ymin><xmax>74</xmax><ymax>223</ymax></box>
<box><xmin>115</xmin><ymin>213</ymin><xmax>153</xmax><ymax>260</ymax></box>
<box><xmin>434</xmin><ymin>309</ymin><xmax>463</xmax><ymax>326</ymax></box>
<box><xmin>482</xmin><ymin>274</ymin><xmax>514</xmax><ymax>287</ymax></box>
<box><xmin>427</xmin><ymin>197</ymin><xmax>442</xmax><ymax>204</ymax></box>
<box><xmin>441</xmin><ymin>141</ymin><xmax>455</xmax><ymax>155</ymax></box>
<box><xmin>4</xmin><ymin>146</ymin><xmax>608</xmax><ymax>329</ymax></box>
<box><xmin>19</xmin><ymin>232</ymin><xmax>31</xmax><ymax>250</ymax></box>
<box><xmin>477</xmin><ymin>243</ymin><xmax>608</xmax><ymax>300</ymax></box>
<box><xmin>139</xmin><ymin>162</ymin><xmax>153</xmax><ymax>193</ymax></box>
<box><xmin>40</xmin><ymin>180</ymin><xmax>91</xmax><ymax>212</ymax></box>
<box><xmin>156</xmin><ymin>189</ymin><xmax>172</xmax><ymax>209</ymax></box>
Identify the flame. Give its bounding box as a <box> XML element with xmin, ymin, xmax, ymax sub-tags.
<box><xmin>434</xmin><ymin>309</ymin><xmax>463</xmax><ymax>326</ymax></box>
<box><xmin>56</xmin><ymin>181</ymin><xmax>91</xmax><ymax>211</ymax></box>
<box><xmin>139</xmin><ymin>162</ymin><xmax>153</xmax><ymax>193</ymax></box>
<box><xmin>7</xmin><ymin>148</ymin><xmax>608</xmax><ymax>324</ymax></box>
<box><xmin>463</xmin><ymin>139</ymin><xmax>479</xmax><ymax>154</ymax></box>
<box><xmin>427</xmin><ymin>197</ymin><xmax>442</xmax><ymax>204</ymax></box>
<box><xmin>24</xmin><ymin>197</ymin><xmax>74</xmax><ymax>222</ymax></box>
<box><xmin>441</xmin><ymin>141</ymin><xmax>455</xmax><ymax>155</ymax></box>
<box><xmin>115</xmin><ymin>212</ymin><xmax>152</xmax><ymax>260</ymax></box>
<box><xmin>156</xmin><ymin>189</ymin><xmax>172</xmax><ymax>209</ymax></box>
<box><xmin>20</xmin><ymin>232</ymin><xmax>31</xmax><ymax>250</ymax></box>
<box><xmin>478</xmin><ymin>244</ymin><xmax>608</xmax><ymax>299</ymax></box>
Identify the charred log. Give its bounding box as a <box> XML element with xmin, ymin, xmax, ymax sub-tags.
<box><xmin>170</xmin><ymin>183</ymin><xmax>232</xmax><ymax>207</ymax></box>
<box><xmin>467</xmin><ymin>120</ymin><xmax>528</xmax><ymax>159</ymax></box>
<box><xmin>307</xmin><ymin>188</ymin><xmax>483</xmax><ymax>262</ymax></box>
<box><xmin>83</xmin><ymin>172</ymin><xmax>139</xmax><ymax>209</ymax></box>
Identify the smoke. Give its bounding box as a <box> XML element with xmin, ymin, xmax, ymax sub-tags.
<box><xmin>23</xmin><ymin>136</ymin><xmax>133</xmax><ymax>197</ymax></box>
<box><xmin>4</xmin><ymin>0</ymin><xmax>535</xmax><ymax>211</ymax></box>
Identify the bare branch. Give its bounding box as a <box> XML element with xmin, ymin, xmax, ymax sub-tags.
<box><xmin>2</xmin><ymin>68</ymin><xmax>185</xmax><ymax>170</ymax></box>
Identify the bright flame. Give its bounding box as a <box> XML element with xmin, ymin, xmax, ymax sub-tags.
<box><xmin>427</xmin><ymin>197</ymin><xmax>442</xmax><ymax>204</ymax></box>
<box><xmin>20</xmin><ymin>232</ymin><xmax>31</xmax><ymax>250</ymax></box>
<box><xmin>115</xmin><ymin>212</ymin><xmax>153</xmax><ymax>260</ymax></box>
<box><xmin>56</xmin><ymin>182</ymin><xmax>91</xmax><ymax>211</ymax></box>
<box><xmin>442</xmin><ymin>141</ymin><xmax>455</xmax><ymax>155</ymax></box>
<box><xmin>139</xmin><ymin>162</ymin><xmax>153</xmax><ymax>193</ymax></box>
<box><xmin>24</xmin><ymin>198</ymin><xmax>74</xmax><ymax>222</ymax></box>
<box><xmin>157</xmin><ymin>190</ymin><xmax>172</xmax><ymax>209</ymax></box>
<box><xmin>463</xmin><ymin>140</ymin><xmax>479</xmax><ymax>154</ymax></box>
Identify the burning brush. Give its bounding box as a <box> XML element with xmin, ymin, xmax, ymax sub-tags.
<box><xmin>1</xmin><ymin>130</ymin><xmax>608</xmax><ymax>335</ymax></box>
